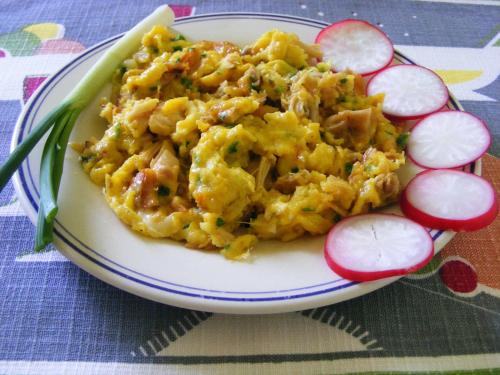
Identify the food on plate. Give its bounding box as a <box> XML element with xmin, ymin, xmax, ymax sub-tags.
<box><xmin>315</xmin><ymin>19</ymin><xmax>393</xmax><ymax>76</ymax></box>
<box><xmin>407</xmin><ymin>111</ymin><xmax>491</xmax><ymax>169</ymax></box>
<box><xmin>366</xmin><ymin>65</ymin><xmax>449</xmax><ymax>119</ymax></box>
<box><xmin>324</xmin><ymin>213</ymin><xmax>434</xmax><ymax>282</ymax></box>
<box><xmin>74</xmin><ymin>26</ymin><xmax>408</xmax><ymax>258</ymax></box>
<box><xmin>401</xmin><ymin>169</ymin><xmax>498</xmax><ymax>231</ymax></box>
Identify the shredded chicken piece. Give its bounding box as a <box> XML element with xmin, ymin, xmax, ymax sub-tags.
<box><xmin>324</xmin><ymin>108</ymin><xmax>376</xmax><ymax>150</ymax></box>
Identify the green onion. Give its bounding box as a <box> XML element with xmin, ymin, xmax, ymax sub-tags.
<box><xmin>0</xmin><ymin>5</ymin><xmax>175</xmax><ymax>251</ymax></box>
<box><xmin>344</xmin><ymin>162</ymin><xmax>353</xmax><ymax>175</ymax></box>
<box><xmin>157</xmin><ymin>185</ymin><xmax>170</xmax><ymax>196</ymax></box>
<box><xmin>227</xmin><ymin>141</ymin><xmax>239</xmax><ymax>154</ymax></box>
<box><xmin>180</xmin><ymin>76</ymin><xmax>192</xmax><ymax>89</ymax></box>
<box><xmin>397</xmin><ymin>132</ymin><xmax>410</xmax><ymax>149</ymax></box>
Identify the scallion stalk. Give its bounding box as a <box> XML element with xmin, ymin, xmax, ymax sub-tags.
<box><xmin>0</xmin><ymin>5</ymin><xmax>175</xmax><ymax>250</ymax></box>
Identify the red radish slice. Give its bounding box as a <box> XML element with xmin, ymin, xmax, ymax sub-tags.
<box><xmin>324</xmin><ymin>214</ymin><xmax>434</xmax><ymax>282</ymax></box>
<box><xmin>407</xmin><ymin>111</ymin><xmax>491</xmax><ymax>169</ymax></box>
<box><xmin>315</xmin><ymin>19</ymin><xmax>394</xmax><ymax>76</ymax></box>
<box><xmin>401</xmin><ymin>170</ymin><xmax>498</xmax><ymax>231</ymax></box>
<box><xmin>367</xmin><ymin>65</ymin><xmax>449</xmax><ymax>119</ymax></box>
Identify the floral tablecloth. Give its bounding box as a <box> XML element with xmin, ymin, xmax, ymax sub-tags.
<box><xmin>0</xmin><ymin>1</ymin><xmax>499</xmax><ymax>374</ymax></box>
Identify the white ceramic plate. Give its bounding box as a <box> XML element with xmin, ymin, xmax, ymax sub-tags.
<box><xmin>12</xmin><ymin>13</ymin><xmax>479</xmax><ymax>314</ymax></box>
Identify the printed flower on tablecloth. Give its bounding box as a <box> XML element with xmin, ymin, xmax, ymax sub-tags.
<box><xmin>0</xmin><ymin>23</ymin><xmax>85</xmax><ymax>103</ymax></box>
<box><xmin>409</xmin><ymin>220</ymin><xmax>500</xmax><ymax>298</ymax></box>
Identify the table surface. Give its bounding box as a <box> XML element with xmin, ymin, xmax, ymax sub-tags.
<box><xmin>0</xmin><ymin>1</ymin><xmax>499</xmax><ymax>374</ymax></box>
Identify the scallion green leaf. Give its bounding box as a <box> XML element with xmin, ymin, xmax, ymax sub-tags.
<box><xmin>0</xmin><ymin>5</ymin><xmax>176</xmax><ymax>251</ymax></box>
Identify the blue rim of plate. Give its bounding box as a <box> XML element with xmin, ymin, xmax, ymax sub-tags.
<box><xmin>14</xmin><ymin>12</ymin><xmax>472</xmax><ymax>303</ymax></box>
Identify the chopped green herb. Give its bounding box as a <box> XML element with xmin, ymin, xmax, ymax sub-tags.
<box><xmin>119</xmin><ymin>66</ymin><xmax>127</xmax><ymax>75</ymax></box>
<box><xmin>180</xmin><ymin>76</ymin><xmax>192</xmax><ymax>89</ymax></box>
<box><xmin>224</xmin><ymin>124</ymin><xmax>236</xmax><ymax>128</ymax></box>
<box><xmin>302</xmin><ymin>207</ymin><xmax>315</xmax><ymax>212</ymax></box>
<box><xmin>216</xmin><ymin>217</ymin><xmax>225</xmax><ymax>227</ymax></box>
<box><xmin>337</xmin><ymin>95</ymin><xmax>347</xmax><ymax>103</ymax></box>
<box><xmin>397</xmin><ymin>132</ymin><xmax>410</xmax><ymax>149</ymax></box>
<box><xmin>158</xmin><ymin>185</ymin><xmax>170</xmax><ymax>196</ymax></box>
<box><xmin>344</xmin><ymin>162</ymin><xmax>353</xmax><ymax>175</ymax></box>
<box><xmin>333</xmin><ymin>213</ymin><xmax>342</xmax><ymax>223</ymax></box>
<box><xmin>275</xmin><ymin>86</ymin><xmax>284</xmax><ymax>94</ymax></box>
<box><xmin>227</xmin><ymin>141</ymin><xmax>239</xmax><ymax>154</ymax></box>
<box><xmin>171</xmin><ymin>34</ymin><xmax>186</xmax><ymax>41</ymax></box>
<box><xmin>173</xmin><ymin>45</ymin><xmax>183</xmax><ymax>52</ymax></box>
<box><xmin>114</xmin><ymin>124</ymin><xmax>122</xmax><ymax>139</ymax></box>
<box><xmin>250</xmin><ymin>83</ymin><xmax>260</xmax><ymax>91</ymax></box>
<box><xmin>183</xmin><ymin>223</ymin><xmax>190</xmax><ymax>229</ymax></box>
<box><xmin>223</xmin><ymin>244</ymin><xmax>230</xmax><ymax>250</ymax></box>
<box><xmin>290</xmin><ymin>166</ymin><xmax>299</xmax><ymax>173</ymax></box>
<box><xmin>175</xmin><ymin>57</ymin><xmax>181</xmax><ymax>63</ymax></box>
<box><xmin>340</xmin><ymin>78</ymin><xmax>348</xmax><ymax>84</ymax></box>
<box><xmin>80</xmin><ymin>155</ymin><xmax>93</xmax><ymax>163</ymax></box>
<box><xmin>201</xmin><ymin>52</ymin><xmax>207</xmax><ymax>57</ymax></box>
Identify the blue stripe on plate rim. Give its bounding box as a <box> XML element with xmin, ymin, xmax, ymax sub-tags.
<box><xmin>14</xmin><ymin>12</ymin><xmax>472</xmax><ymax>302</ymax></box>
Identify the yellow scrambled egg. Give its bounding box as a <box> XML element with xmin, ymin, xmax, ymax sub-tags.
<box><xmin>76</xmin><ymin>26</ymin><xmax>406</xmax><ymax>259</ymax></box>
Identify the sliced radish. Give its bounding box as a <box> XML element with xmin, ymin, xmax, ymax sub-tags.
<box><xmin>315</xmin><ymin>19</ymin><xmax>394</xmax><ymax>76</ymax></box>
<box><xmin>407</xmin><ymin>111</ymin><xmax>491</xmax><ymax>169</ymax></box>
<box><xmin>324</xmin><ymin>214</ymin><xmax>434</xmax><ymax>282</ymax></box>
<box><xmin>367</xmin><ymin>65</ymin><xmax>449</xmax><ymax>119</ymax></box>
<box><xmin>401</xmin><ymin>170</ymin><xmax>498</xmax><ymax>231</ymax></box>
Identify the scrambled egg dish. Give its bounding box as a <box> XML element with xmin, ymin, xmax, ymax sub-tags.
<box><xmin>76</xmin><ymin>26</ymin><xmax>407</xmax><ymax>259</ymax></box>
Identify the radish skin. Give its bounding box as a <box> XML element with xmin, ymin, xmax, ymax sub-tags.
<box><xmin>315</xmin><ymin>19</ymin><xmax>394</xmax><ymax>76</ymax></box>
<box><xmin>407</xmin><ymin>111</ymin><xmax>491</xmax><ymax>169</ymax></box>
<box><xmin>324</xmin><ymin>214</ymin><xmax>434</xmax><ymax>282</ymax></box>
<box><xmin>401</xmin><ymin>170</ymin><xmax>498</xmax><ymax>231</ymax></box>
<box><xmin>367</xmin><ymin>65</ymin><xmax>449</xmax><ymax>120</ymax></box>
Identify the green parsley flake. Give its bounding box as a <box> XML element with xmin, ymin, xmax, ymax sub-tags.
<box><xmin>81</xmin><ymin>155</ymin><xmax>94</xmax><ymax>163</ymax></box>
<box><xmin>290</xmin><ymin>167</ymin><xmax>299</xmax><ymax>173</ymax></box>
<box><xmin>227</xmin><ymin>141</ymin><xmax>239</xmax><ymax>154</ymax></box>
<box><xmin>180</xmin><ymin>76</ymin><xmax>192</xmax><ymax>89</ymax></box>
<box><xmin>397</xmin><ymin>132</ymin><xmax>410</xmax><ymax>149</ymax></box>
<box><xmin>302</xmin><ymin>207</ymin><xmax>315</xmax><ymax>212</ymax></box>
<box><xmin>158</xmin><ymin>185</ymin><xmax>170</xmax><ymax>196</ymax></box>
<box><xmin>216</xmin><ymin>217</ymin><xmax>225</xmax><ymax>227</ymax></box>
<box><xmin>173</xmin><ymin>45</ymin><xmax>182</xmax><ymax>52</ymax></box>
<box><xmin>344</xmin><ymin>162</ymin><xmax>353</xmax><ymax>175</ymax></box>
<box><xmin>114</xmin><ymin>124</ymin><xmax>122</xmax><ymax>139</ymax></box>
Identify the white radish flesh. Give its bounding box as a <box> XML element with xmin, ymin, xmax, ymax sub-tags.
<box><xmin>367</xmin><ymin>65</ymin><xmax>449</xmax><ymax>119</ymax></box>
<box><xmin>401</xmin><ymin>170</ymin><xmax>498</xmax><ymax>231</ymax></box>
<box><xmin>315</xmin><ymin>19</ymin><xmax>394</xmax><ymax>75</ymax></box>
<box><xmin>407</xmin><ymin>111</ymin><xmax>491</xmax><ymax>169</ymax></box>
<box><xmin>324</xmin><ymin>214</ymin><xmax>434</xmax><ymax>282</ymax></box>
